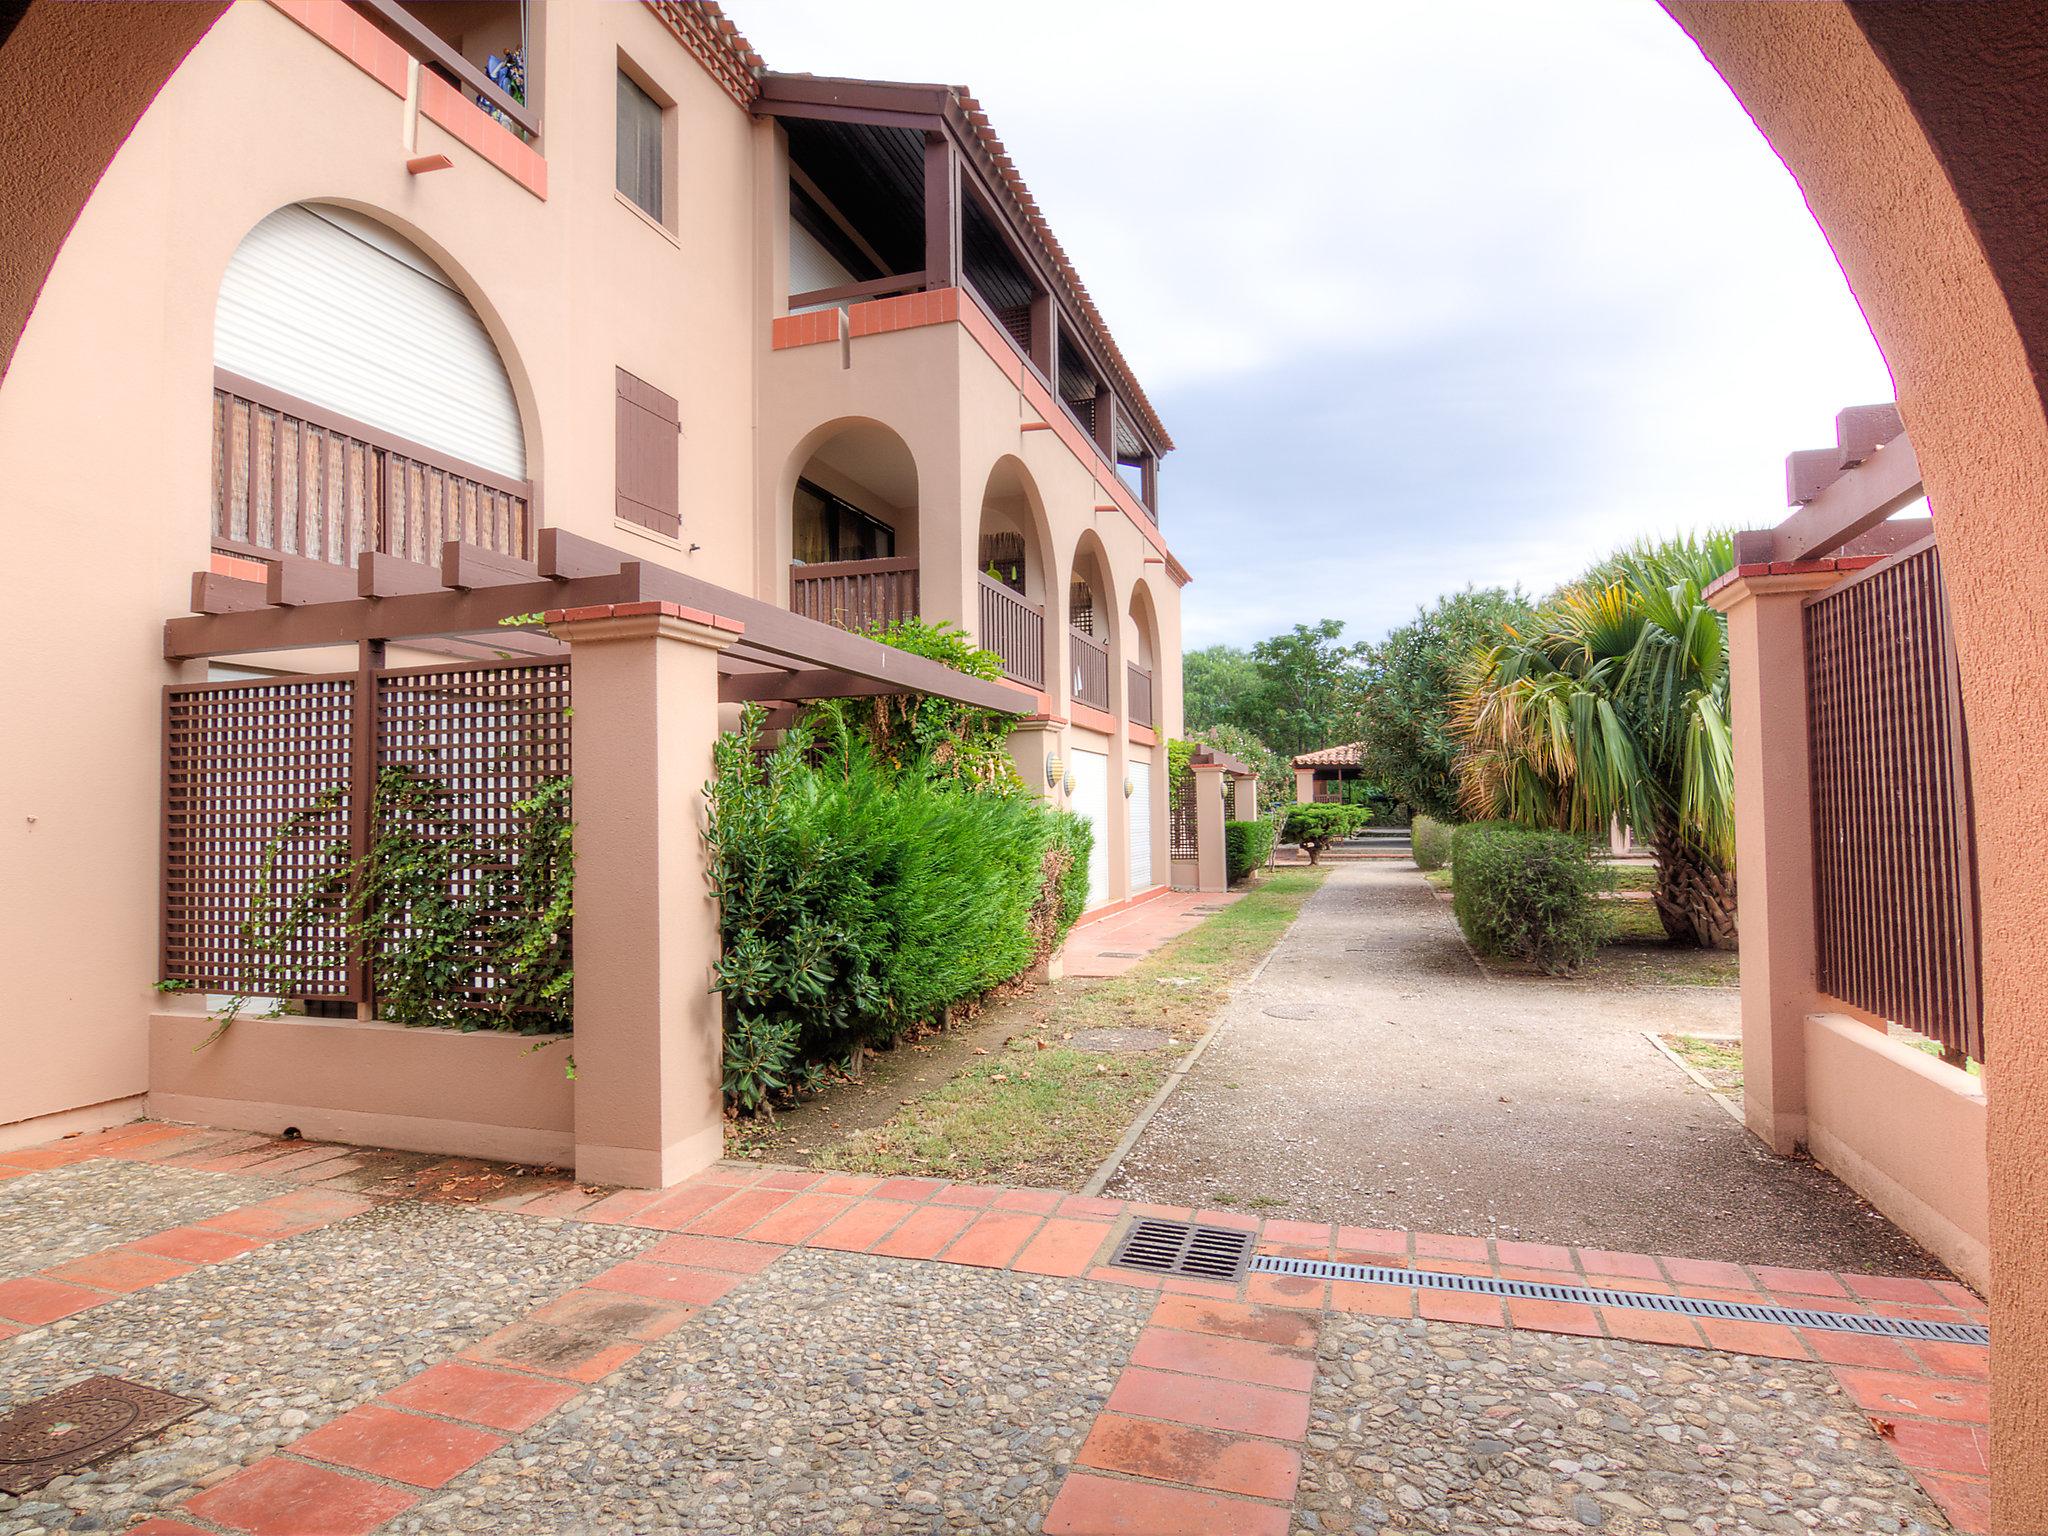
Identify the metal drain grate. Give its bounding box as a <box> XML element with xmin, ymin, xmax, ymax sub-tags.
<box><xmin>1249</xmin><ymin>1257</ymin><xmax>1988</xmax><ymax>1346</ymax></box>
<box><xmin>0</xmin><ymin>1375</ymin><xmax>203</xmax><ymax>1494</ymax></box>
<box><xmin>1113</xmin><ymin>1219</ymin><xmax>1255</xmax><ymax>1282</ymax></box>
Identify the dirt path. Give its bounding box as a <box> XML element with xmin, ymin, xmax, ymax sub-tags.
<box><xmin>1103</xmin><ymin>860</ymin><xmax>1945</xmax><ymax>1276</ymax></box>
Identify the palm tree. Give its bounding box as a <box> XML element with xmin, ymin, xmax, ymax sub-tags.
<box><xmin>1452</xmin><ymin>533</ymin><xmax>1737</xmax><ymax>948</ymax></box>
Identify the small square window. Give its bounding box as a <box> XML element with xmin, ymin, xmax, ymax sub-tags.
<box><xmin>617</xmin><ymin>70</ymin><xmax>664</xmax><ymax>223</ymax></box>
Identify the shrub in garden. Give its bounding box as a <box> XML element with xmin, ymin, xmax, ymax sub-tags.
<box><xmin>1280</xmin><ymin>802</ymin><xmax>1359</xmax><ymax>864</ymax></box>
<box><xmin>1225</xmin><ymin>819</ymin><xmax>1275</xmax><ymax>884</ymax></box>
<box><xmin>1448</xmin><ymin>821</ymin><xmax>1601</xmax><ymax>974</ymax></box>
<box><xmin>1410</xmin><ymin>813</ymin><xmax>1454</xmax><ymax>872</ymax></box>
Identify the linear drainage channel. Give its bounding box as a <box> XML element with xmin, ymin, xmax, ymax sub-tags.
<box><xmin>1248</xmin><ymin>1255</ymin><xmax>1988</xmax><ymax>1346</ymax></box>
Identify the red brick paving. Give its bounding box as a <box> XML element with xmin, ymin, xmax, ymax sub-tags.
<box><xmin>583</xmin><ymin>1259</ymin><xmax>742</xmax><ymax>1306</ymax></box>
<box><xmin>939</xmin><ymin>1208</ymin><xmax>1042</xmax><ymax>1268</ymax></box>
<box><xmin>869</xmin><ymin>1203</ymin><xmax>978</xmax><ymax>1259</ymax></box>
<box><xmin>0</xmin><ymin>1275</ymin><xmax>104</xmax><ymax>1325</ymax></box>
<box><xmin>379</xmin><ymin>1361</ymin><xmax>580</xmax><ymax>1433</ymax></box>
<box><xmin>1043</xmin><ymin>1469</ymin><xmax>1290</xmax><ymax>1535</ymax></box>
<box><xmin>460</xmin><ymin>1322</ymin><xmax>644</xmax><ymax>1383</ymax></box>
<box><xmin>639</xmin><ymin>1232</ymin><xmax>787</xmax><ymax>1273</ymax></box>
<box><xmin>807</xmin><ymin>1197</ymin><xmax>918</xmax><ymax>1251</ymax></box>
<box><xmin>1107</xmin><ymin>1366</ymin><xmax>1312</xmax><ymax>1441</ymax></box>
<box><xmin>1076</xmin><ymin>1413</ymin><xmax>1302</xmax><ymax>1502</ymax></box>
<box><xmin>1012</xmin><ymin>1217</ymin><xmax>1115</xmax><ymax>1277</ymax></box>
<box><xmin>184</xmin><ymin>1456</ymin><xmax>417</xmax><ymax>1535</ymax></box>
<box><xmin>126</xmin><ymin>1225</ymin><xmax>265</xmax><ymax>1263</ymax></box>
<box><xmin>42</xmin><ymin>1248</ymin><xmax>195</xmax><ymax>1293</ymax></box>
<box><xmin>291</xmin><ymin>1402</ymin><xmax>507</xmax><ymax>1488</ymax></box>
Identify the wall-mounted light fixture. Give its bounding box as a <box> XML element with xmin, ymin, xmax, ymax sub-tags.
<box><xmin>1063</xmin><ymin>768</ymin><xmax>1076</xmax><ymax>795</ymax></box>
<box><xmin>1122</xmin><ymin>776</ymin><xmax>1134</xmax><ymax>798</ymax></box>
<box><xmin>1045</xmin><ymin>753</ymin><xmax>1064</xmax><ymax>789</ymax></box>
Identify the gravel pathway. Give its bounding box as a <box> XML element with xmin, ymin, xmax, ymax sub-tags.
<box><xmin>0</xmin><ymin>1160</ymin><xmax>285</xmax><ymax>1281</ymax></box>
<box><xmin>1298</xmin><ymin>1315</ymin><xmax>1947</xmax><ymax>1533</ymax></box>
<box><xmin>393</xmin><ymin>1248</ymin><xmax>1149</xmax><ymax>1534</ymax></box>
<box><xmin>1105</xmin><ymin>861</ymin><xmax>1941</xmax><ymax>1274</ymax></box>
<box><xmin>0</xmin><ymin>1202</ymin><xmax>652</xmax><ymax>1535</ymax></box>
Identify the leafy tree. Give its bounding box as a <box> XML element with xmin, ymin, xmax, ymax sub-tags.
<box><xmin>1181</xmin><ymin>644</ymin><xmax>1261</xmax><ymax>733</ymax></box>
<box><xmin>1246</xmin><ymin>621</ymin><xmax>1369</xmax><ymax>758</ymax></box>
<box><xmin>1280</xmin><ymin>802</ymin><xmax>1362</xmax><ymax>865</ymax></box>
<box><xmin>1355</xmin><ymin>587</ymin><xmax>1534</xmax><ymax>822</ymax></box>
<box><xmin>1188</xmin><ymin>723</ymin><xmax>1288</xmax><ymax>817</ymax></box>
<box><xmin>1452</xmin><ymin>533</ymin><xmax>1736</xmax><ymax>948</ymax></box>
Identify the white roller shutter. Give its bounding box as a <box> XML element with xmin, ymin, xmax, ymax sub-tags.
<box><xmin>1070</xmin><ymin>749</ymin><xmax>1110</xmax><ymax>910</ymax></box>
<box><xmin>215</xmin><ymin>203</ymin><xmax>526</xmax><ymax>478</ymax></box>
<box><xmin>1128</xmin><ymin>761</ymin><xmax>1153</xmax><ymax>891</ymax></box>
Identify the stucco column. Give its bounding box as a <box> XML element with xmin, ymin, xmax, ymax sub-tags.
<box><xmin>558</xmin><ymin>605</ymin><xmax>740</xmax><ymax>1188</ymax></box>
<box><xmin>1708</xmin><ymin>569</ymin><xmax>1841</xmax><ymax>1155</ymax></box>
<box><xmin>1294</xmin><ymin>766</ymin><xmax>1314</xmax><ymax>804</ymax></box>
<box><xmin>1233</xmin><ymin>773</ymin><xmax>1260</xmax><ymax>822</ymax></box>
<box><xmin>1193</xmin><ymin>762</ymin><xmax>1229</xmax><ymax>893</ymax></box>
<box><xmin>1006</xmin><ymin>718</ymin><xmax>1062</xmax><ymax>803</ymax></box>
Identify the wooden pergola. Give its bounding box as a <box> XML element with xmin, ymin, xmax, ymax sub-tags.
<box><xmin>167</xmin><ymin>529</ymin><xmax>1038</xmax><ymax>717</ymax></box>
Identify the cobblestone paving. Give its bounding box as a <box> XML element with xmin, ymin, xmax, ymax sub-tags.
<box><xmin>391</xmin><ymin>1248</ymin><xmax>1151</xmax><ymax>1535</ymax></box>
<box><xmin>1296</xmin><ymin>1316</ymin><xmax>1948</xmax><ymax>1534</ymax></box>
<box><xmin>0</xmin><ymin>1159</ymin><xmax>284</xmax><ymax>1281</ymax></box>
<box><xmin>0</xmin><ymin>1202</ymin><xmax>652</xmax><ymax>1535</ymax></box>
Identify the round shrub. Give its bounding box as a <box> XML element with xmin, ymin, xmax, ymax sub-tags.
<box><xmin>1410</xmin><ymin>813</ymin><xmax>1454</xmax><ymax>872</ymax></box>
<box><xmin>1280</xmin><ymin>802</ymin><xmax>1361</xmax><ymax>864</ymax></box>
<box><xmin>1449</xmin><ymin>821</ymin><xmax>1601</xmax><ymax>974</ymax></box>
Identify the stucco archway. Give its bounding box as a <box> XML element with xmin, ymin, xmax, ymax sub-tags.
<box><xmin>975</xmin><ymin>454</ymin><xmax>1056</xmax><ymax>687</ymax></box>
<box><xmin>780</xmin><ymin>417</ymin><xmax>921</xmax><ymax>629</ymax></box>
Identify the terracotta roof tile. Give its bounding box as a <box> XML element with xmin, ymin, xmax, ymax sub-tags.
<box><xmin>1291</xmin><ymin>742</ymin><xmax>1365</xmax><ymax>768</ymax></box>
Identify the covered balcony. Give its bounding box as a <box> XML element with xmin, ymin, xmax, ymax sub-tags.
<box><xmin>359</xmin><ymin>0</ymin><xmax>536</xmax><ymax>141</ymax></box>
<box><xmin>787</xmin><ymin>422</ymin><xmax>919</xmax><ymax>634</ymax></box>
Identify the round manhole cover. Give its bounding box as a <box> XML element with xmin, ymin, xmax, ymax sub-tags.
<box><xmin>1067</xmin><ymin>1026</ymin><xmax>1173</xmax><ymax>1053</ymax></box>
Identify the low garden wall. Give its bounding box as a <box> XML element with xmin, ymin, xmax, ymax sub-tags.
<box><xmin>1802</xmin><ymin>1012</ymin><xmax>1988</xmax><ymax>1291</ymax></box>
<box><xmin>148</xmin><ymin>1013</ymin><xmax>574</xmax><ymax>1166</ymax></box>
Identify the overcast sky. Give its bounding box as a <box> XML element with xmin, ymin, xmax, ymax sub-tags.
<box><xmin>727</xmin><ymin>0</ymin><xmax>1897</xmax><ymax>649</ymax></box>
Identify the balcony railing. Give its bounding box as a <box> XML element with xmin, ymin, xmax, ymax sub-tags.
<box><xmin>1128</xmin><ymin>663</ymin><xmax>1154</xmax><ymax>728</ymax></box>
<box><xmin>356</xmin><ymin>0</ymin><xmax>538</xmax><ymax>139</ymax></box>
<box><xmin>1069</xmin><ymin>627</ymin><xmax>1110</xmax><ymax>712</ymax></box>
<box><xmin>790</xmin><ymin>557</ymin><xmax>919</xmax><ymax>633</ymax></box>
<box><xmin>976</xmin><ymin>572</ymin><xmax>1045</xmax><ymax>689</ymax></box>
<box><xmin>211</xmin><ymin>370</ymin><xmax>535</xmax><ymax>567</ymax></box>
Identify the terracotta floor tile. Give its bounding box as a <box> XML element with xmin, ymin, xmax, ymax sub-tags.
<box><xmin>1506</xmin><ymin>1297</ymin><xmax>1605</xmax><ymax>1338</ymax></box>
<box><xmin>1597</xmin><ymin>1307</ymin><xmax>1706</xmax><ymax>1348</ymax></box>
<box><xmin>1057</xmin><ymin>1195</ymin><xmax>1126</xmax><ymax>1219</ymax></box>
<box><xmin>43</xmin><ymin>1248</ymin><xmax>195</xmax><ymax>1293</ymax></box>
<box><xmin>1160</xmin><ymin>1275</ymin><xmax>1242</xmax><ymax>1299</ymax></box>
<box><xmin>197</xmin><ymin>1207</ymin><xmax>323</xmax><ymax>1240</ymax></box>
<box><xmin>0</xmin><ymin>1145</ymin><xmax>102</xmax><ymax>1170</ymax></box>
<box><xmin>1414</xmin><ymin>1232</ymin><xmax>1491</xmax><ymax>1264</ymax></box>
<box><xmin>1012</xmin><ymin>1218</ymin><xmax>1114</xmax><ymax>1278</ymax></box>
<box><xmin>1418</xmin><ymin>1289</ymin><xmax>1505</xmax><ymax>1327</ymax></box>
<box><xmin>1696</xmin><ymin>1318</ymin><xmax>1811</xmax><ymax>1360</ymax></box>
<box><xmin>869</xmin><ymin>1204</ymin><xmax>977</xmax><ymax>1260</ymax></box>
<box><xmin>938</xmin><ymin>1209</ymin><xmax>1042</xmax><ymax>1268</ymax></box>
<box><xmin>1911</xmin><ymin>1339</ymin><xmax>1991</xmax><ymax>1380</ymax></box>
<box><xmin>741</xmin><ymin>1187</ymin><xmax>851</xmax><ymax>1253</ymax></box>
<box><xmin>1330</xmin><ymin>1280</ymin><xmax>1414</xmax><ymax>1318</ymax></box>
<box><xmin>585</xmin><ymin>1260</ymin><xmax>742</xmax><ymax>1307</ymax></box>
<box><xmin>1574</xmin><ymin>1247</ymin><xmax>1663</xmax><ymax>1281</ymax></box>
<box><xmin>992</xmin><ymin>1187</ymin><xmax>1062</xmax><ymax>1214</ymax></box>
<box><xmin>1661</xmin><ymin>1256</ymin><xmax>1755</xmax><ymax>1290</ymax></box>
<box><xmin>572</xmin><ymin>1189</ymin><xmax>664</xmax><ymax>1226</ymax></box>
<box><xmin>185</xmin><ymin>1457</ymin><xmax>417</xmax><ymax>1535</ymax></box>
<box><xmin>0</xmin><ymin>1275</ymin><xmax>107</xmax><ymax>1325</ymax></box>
<box><xmin>1833</xmin><ymin>1367</ymin><xmax>1989</xmax><ymax>1423</ymax></box>
<box><xmin>292</xmin><ymin>1402</ymin><xmax>507</xmax><ymax>1488</ymax></box>
<box><xmin>513</xmin><ymin>1186</ymin><xmax>605</xmax><ymax>1218</ymax></box>
<box><xmin>126</xmin><ymin>1226</ymin><xmax>264</xmax><ymax>1264</ymax></box>
<box><xmin>125</xmin><ymin>1521</ymin><xmax>215</xmax><ymax>1536</ymax></box>
<box><xmin>0</xmin><ymin>1322</ymin><xmax>21</xmax><ymax>1344</ymax></box>
<box><xmin>1077</xmin><ymin>1413</ymin><xmax>1301</xmax><ymax>1502</ymax></box>
<box><xmin>1801</xmin><ymin>1329</ymin><xmax>1920</xmax><ymax>1370</ymax></box>
<box><xmin>815</xmin><ymin>1173</ymin><xmax>883</xmax><ymax>1196</ymax></box>
<box><xmin>1089</xmin><ymin>1266</ymin><xmax>1165</xmax><ymax>1292</ymax></box>
<box><xmin>381</xmin><ymin>1362</ymin><xmax>579</xmax><ymax>1433</ymax></box>
<box><xmin>1844</xmin><ymin>1272</ymin><xmax>1948</xmax><ymax>1306</ymax></box>
<box><xmin>1244</xmin><ymin>1272</ymin><xmax>1326</xmax><ymax>1310</ymax></box>
<box><xmin>929</xmin><ymin>1183</ymin><xmax>1003</xmax><ymax>1208</ymax></box>
<box><xmin>1750</xmin><ymin>1264</ymin><xmax>1850</xmax><ymax>1298</ymax></box>
<box><xmin>1494</xmin><ymin>1239</ymin><xmax>1576</xmax><ymax>1272</ymax></box>
<box><xmin>1106</xmin><ymin>1366</ymin><xmax>1311</xmax><ymax>1440</ymax></box>
<box><xmin>1881</xmin><ymin>1418</ymin><xmax>1990</xmax><ymax>1477</ymax></box>
<box><xmin>684</xmin><ymin>1187</ymin><xmax>798</xmax><ymax>1237</ymax></box>
<box><xmin>755</xmin><ymin>1168</ymin><xmax>821</xmax><ymax>1191</ymax></box>
<box><xmin>808</xmin><ymin>1199</ymin><xmax>918</xmax><ymax>1252</ymax></box>
<box><xmin>634</xmin><ymin>1183</ymin><xmax>737</xmax><ymax>1230</ymax></box>
<box><xmin>1191</xmin><ymin>1209</ymin><xmax>1260</xmax><ymax>1232</ymax></box>
<box><xmin>641</xmin><ymin>1233</ymin><xmax>788</xmax><ymax>1274</ymax></box>
<box><xmin>1256</xmin><ymin>1219</ymin><xmax>1334</xmax><ymax>1251</ymax></box>
<box><xmin>1130</xmin><ymin>1327</ymin><xmax>1316</xmax><ymax>1392</ymax></box>
<box><xmin>870</xmin><ymin>1176</ymin><xmax>946</xmax><ymax>1202</ymax></box>
<box><xmin>1123</xmin><ymin>1202</ymin><xmax>1196</xmax><ymax>1222</ymax></box>
<box><xmin>1582</xmin><ymin>1274</ymin><xmax>1673</xmax><ymax>1295</ymax></box>
<box><xmin>527</xmin><ymin>1287</ymin><xmax>695</xmax><ymax>1341</ymax></box>
<box><xmin>461</xmin><ymin>1322</ymin><xmax>643</xmax><ymax>1383</ymax></box>
<box><xmin>1917</xmin><ymin>1471</ymin><xmax>1992</xmax><ymax>1534</ymax></box>
<box><xmin>1933</xmin><ymin>1280</ymin><xmax>1986</xmax><ymax>1314</ymax></box>
<box><xmin>1150</xmin><ymin>1296</ymin><xmax>1319</xmax><ymax>1350</ymax></box>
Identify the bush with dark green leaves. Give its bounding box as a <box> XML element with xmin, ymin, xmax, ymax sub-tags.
<box><xmin>1410</xmin><ymin>813</ymin><xmax>1454</xmax><ymax>872</ymax></box>
<box><xmin>1225</xmin><ymin>819</ymin><xmax>1275</xmax><ymax>884</ymax></box>
<box><xmin>707</xmin><ymin>707</ymin><xmax>1085</xmax><ymax>1114</ymax></box>
<box><xmin>1449</xmin><ymin>821</ymin><xmax>1601</xmax><ymax>974</ymax></box>
<box><xmin>1280</xmin><ymin>802</ymin><xmax>1361</xmax><ymax>864</ymax></box>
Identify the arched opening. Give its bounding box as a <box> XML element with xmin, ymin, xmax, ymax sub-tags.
<box><xmin>974</xmin><ymin>456</ymin><xmax>1052</xmax><ymax>688</ymax></box>
<box><xmin>1065</xmin><ymin>536</ymin><xmax>1118</xmax><ymax>716</ymax></box>
<box><xmin>785</xmin><ymin>419</ymin><xmax>920</xmax><ymax>632</ymax></box>
<box><xmin>211</xmin><ymin>202</ymin><xmax>534</xmax><ymax>567</ymax></box>
<box><xmin>1125</xmin><ymin>582</ymin><xmax>1160</xmax><ymax>732</ymax></box>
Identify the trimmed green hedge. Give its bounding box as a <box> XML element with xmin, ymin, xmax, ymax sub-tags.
<box><xmin>1225</xmin><ymin>819</ymin><xmax>1275</xmax><ymax>884</ymax></box>
<box><xmin>1410</xmin><ymin>813</ymin><xmax>1454</xmax><ymax>872</ymax></box>
<box><xmin>1449</xmin><ymin>821</ymin><xmax>1601</xmax><ymax>974</ymax></box>
<box><xmin>1280</xmin><ymin>802</ymin><xmax>1362</xmax><ymax>863</ymax></box>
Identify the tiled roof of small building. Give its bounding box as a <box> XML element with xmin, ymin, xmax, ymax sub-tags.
<box><xmin>1292</xmin><ymin>742</ymin><xmax>1365</xmax><ymax>768</ymax></box>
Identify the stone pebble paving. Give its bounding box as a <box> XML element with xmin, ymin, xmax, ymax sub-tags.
<box><xmin>1295</xmin><ymin>1315</ymin><xmax>1949</xmax><ymax>1534</ymax></box>
<box><xmin>0</xmin><ymin>1160</ymin><xmax>285</xmax><ymax>1282</ymax></box>
<box><xmin>0</xmin><ymin>1201</ymin><xmax>652</xmax><ymax>1535</ymax></box>
<box><xmin>389</xmin><ymin>1248</ymin><xmax>1149</xmax><ymax>1534</ymax></box>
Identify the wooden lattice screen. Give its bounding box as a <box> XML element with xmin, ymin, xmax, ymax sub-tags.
<box><xmin>163</xmin><ymin>659</ymin><xmax>570</xmax><ymax>1010</ymax></box>
<box><xmin>1169</xmin><ymin>768</ymin><xmax>1197</xmax><ymax>859</ymax></box>
<box><xmin>1805</xmin><ymin>542</ymin><xmax>1982</xmax><ymax>1060</ymax></box>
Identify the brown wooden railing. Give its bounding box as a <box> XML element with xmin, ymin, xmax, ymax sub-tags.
<box><xmin>1069</xmin><ymin>626</ymin><xmax>1110</xmax><ymax>712</ymax></box>
<box><xmin>977</xmin><ymin>572</ymin><xmax>1045</xmax><ymax>688</ymax></box>
<box><xmin>1805</xmin><ymin>540</ymin><xmax>1982</xmax><ymax>1060</ymax></box>
<box><xmin>354</xmin><ymin>0</ymin><xmax>538</xmax><ymax>139</ymax></box>
<box><xmin>790</xmin><ymin>557</ymin><xmax>919</xmax><ymax>633</ymax></box>
<box><xmin>1128</xmin><ymin>663</ymin><xmax>1154</xmax><ymax>728</ymax></box>
<box><xmin>211</xmin><ymin>371</ymin><xmax>535</xmax><ymax>568</ymax></box>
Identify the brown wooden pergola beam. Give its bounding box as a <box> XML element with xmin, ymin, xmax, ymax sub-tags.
<box><xmin>719</xmin><ymin>669</ymin><xmax>903</xmax><ymax>704</ymax></box>
<box><xmin>1774</xmin><ymin>433</ymin><xmax>1923</xmax><ymax>562</ymax></box>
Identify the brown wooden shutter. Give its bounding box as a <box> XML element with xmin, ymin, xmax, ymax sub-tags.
<box><xmin>616</xmin><ymin>367</ymin><xmax>680</xmax><ymax>537</ymax></box>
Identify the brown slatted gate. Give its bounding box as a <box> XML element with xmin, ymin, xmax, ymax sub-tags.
<box><xmin>162</xmin><ymin>659</ymin><xmax>570</xmax><ymax>1012</ymax></box>
<box><xmin>1804</xmin><ymin>540</ymin><xmax>1982</xmax><ymax>1060</ymax></box>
